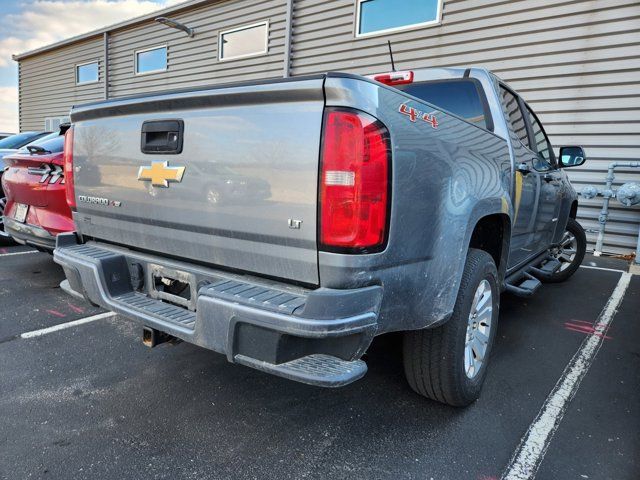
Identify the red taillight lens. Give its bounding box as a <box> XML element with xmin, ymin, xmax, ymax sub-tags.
<box><xmin>371</xmin><ymin>70</ymin><xmax>414</xmax><ymax>86</ymax></box>
<box><xmin>319</xmin><ymin>109</ymin><xmax>390</xmax><ymax>252</ymax></box>
<box><xmin>63</xmin><ymin>126</ymin><xmax>75</xmax><ymax>209</ymax></box>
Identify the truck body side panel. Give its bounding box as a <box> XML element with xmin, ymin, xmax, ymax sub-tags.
<box><xmin>321</xmin><ymin>74</ymin><xmax>512</xmax><ymax>332</ymax></box>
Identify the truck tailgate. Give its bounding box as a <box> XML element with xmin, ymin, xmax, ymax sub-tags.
<box><xmin>70</xmin><ymin>78</ymin><xmax>325</xmax><ymax>285</ymax></box>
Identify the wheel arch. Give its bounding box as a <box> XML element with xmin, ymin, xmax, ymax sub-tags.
<box><xmin>569</xmin><ymin>200</ymin><xmax>579</xmax><ymax>219</ymax></box>
<box><xmin>468</xmin><ymin>212</ymin><xmax>511</xmax><ymax>284</ymax></box>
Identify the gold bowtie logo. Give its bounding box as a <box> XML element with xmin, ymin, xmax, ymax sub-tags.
<box><xmin>137</xmin><ymin>161</ymin><xmax>186</xmax><ymax>187</ymax></box>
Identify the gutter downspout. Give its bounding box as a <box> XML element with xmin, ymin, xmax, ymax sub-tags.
<box><xmin>283</xmin><ymin>0</ymin><xmax>294</xmax><ymax>77</ymax></box>
<box><xmin>103</xmin><ymin>32</ymin><xmax>109</xmax><ymax>100</ymax></box>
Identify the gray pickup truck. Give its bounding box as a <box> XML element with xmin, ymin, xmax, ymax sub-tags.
<box><xmin>54</xmin><ymin>67</ymin><xmax>587</xmax><ymax>406</ymax></box>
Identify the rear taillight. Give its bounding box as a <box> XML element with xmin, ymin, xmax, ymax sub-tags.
<box><xmin>371</xmin><ymin>70</ymin><xmax>414</xmax><ymax>86</ymax></box>
<box><xmin>63</xmin><ymin>126</ymin><xmax>75</xmax><ymax>209</ymax></box>
<box><xmin>319</xmin><ymin>109</ymin><xmax>390</xmax><ymax>252</ymax></box>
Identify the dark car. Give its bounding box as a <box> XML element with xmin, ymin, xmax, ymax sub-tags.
<box><xmin>0</xmin><ymin>131</ymin><xmax>50</xmax><ymax>244</ymax></box>
<box><xmin>0</xmin><ymin>131</ymin><xmax>50</xmax><ymax>165</ymax></box>
<box><xmin>1</xmin><ymin>127</ymin><xmax>73</xmax><ymax>250</ymax></box>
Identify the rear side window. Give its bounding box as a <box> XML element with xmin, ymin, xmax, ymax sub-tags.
<box><xmin>19</xmin><ymin>133</ymin><xmax>64</xmax><ymax>154</ymax></box>
<box><xmin>35</xmin><ymin>135</ymin><xmax>64</xmax><ymax>153</ymax></box>
<box><xmin>500</xmin><ymin>87</ymin><xmax>530</xmax><ymax>149</ymax></box>
<box><xmin>398</xmin><ymin>79</ymin><xmax>489</xmax><ymax>130</ymax></box>
<box><xmin>525</xmin><ymin>105</ymin><xmax>554</xmax><ymax>168</ymax></box>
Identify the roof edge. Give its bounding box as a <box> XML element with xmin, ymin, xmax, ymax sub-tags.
<box><xmin>12</xmin><ymin>0</ymin><xmax>210</xmax><ymax>61</ymax></box>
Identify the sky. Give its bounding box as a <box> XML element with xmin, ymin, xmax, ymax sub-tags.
<box><xmin>0</xmin><ymin>0</ymin><xmax>184</xmax><ymax>133</ymax></box>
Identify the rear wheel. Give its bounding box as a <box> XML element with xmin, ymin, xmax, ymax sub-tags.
<box><xmin>543</xmin><ymin>218</ymin><xmax>586</xmax><ymax>283</ymax></box>
<box><xmin>403</xmin><ymin>249</ymin><xmax>499</xmax><ymax>406</ymax></box>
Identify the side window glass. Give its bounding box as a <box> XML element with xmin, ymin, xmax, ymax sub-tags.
<box><xmin>525</xmin><ymin>106</ymin><xmax>554</xmax><ymax>171</ymax></box>
<box><xmin>398</xmin><ymin>79</ymin><xmax>488</xmax><ymax>130</ymax></box>
<box><xmin>500</xmin><ymin>87</ymin><xmax>530</xmax><ymax>149</ymax></box>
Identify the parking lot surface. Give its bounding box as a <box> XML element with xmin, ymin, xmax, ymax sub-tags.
<box><xmin>0</xmin><ymin>245</ymin><xmax>638</xmax><ymax>480</ymax></box>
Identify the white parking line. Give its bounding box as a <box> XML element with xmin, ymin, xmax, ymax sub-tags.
<box><xmin>501</xmin><ymin>272</ymin><xmax>632</xmax><ymax>480</ymax></box>
<box><xmin>0</xmin><ymin>250</ymin><xmax>39</xmax><ymax>257</ymax></box>
<box><xmin>579</xmin><ymin>265</ymin><xmax>627</xmax><ymax>274</ymax></box>
<box><xmin>20</xmin><ymin>312</ymin><xmax>116</xmax><ymax>339</ymax></box>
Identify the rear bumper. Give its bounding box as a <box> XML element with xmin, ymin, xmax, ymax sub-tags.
<box><xmin>4</xmin><ymin>217</ymin><xmax>56</xmax><ymax>251</ymax></box>
<box><xmin>53</xmin><ymin>234</ymin><xmax>381</xmax><ymax>387</ymax></box>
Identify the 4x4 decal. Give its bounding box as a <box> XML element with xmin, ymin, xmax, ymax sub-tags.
<box><xmin>399</xmin><ymin>104</ymin><xmax>438</xmax><ymax>129</ymax></box>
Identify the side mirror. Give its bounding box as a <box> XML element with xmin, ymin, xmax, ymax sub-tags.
<box><xmin>559</xmin><ymin>146</ymin><xmax>586</xmax><ymax>168</ymax></box>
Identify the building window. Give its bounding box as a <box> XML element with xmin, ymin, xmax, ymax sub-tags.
<box><xmin>356</xmin><ymin>0</ymin><xmax>442</xmax><ymax>37</ymax></box>
<box><xmin>76</xmin><ymin>61</ymin><xmax>99</xmax><ymax>84</ymax></box>
<box><xmin>135</xmin><ymin>46</ymin><xmax>167</xmax><ymax>75</ymax></box>
<box><xmin>219</xmin><ymin>22</ymin><xmax>268</xmax><ymax>61</ymax></box>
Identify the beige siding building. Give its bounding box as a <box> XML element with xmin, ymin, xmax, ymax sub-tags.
<box><xmin>13</xmin><ymin>0</ymin><xmax>640</xmax><ymax>254</ymax></box>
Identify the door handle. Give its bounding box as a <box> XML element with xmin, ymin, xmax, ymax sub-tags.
<box><xmin>543</xmin><ymin>173</ymin><xmax>555</xmax><ymax>182</ymax></box>
<box><xmin>516</xmin><ymin>162</ymin><xmax>531</xmax><ymax>175</ymax></box>
<box><xmin>141</xmin><ymin>119</ymin><xmax>184</xmax><ymax>154</ymax></box>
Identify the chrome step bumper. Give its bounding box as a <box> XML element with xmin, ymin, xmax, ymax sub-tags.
<box><xmin>235</xmin><ymin>354</ymin><xmax>367</xmax><ymax>388</ymax></box>
<box><xmin>53</xmin><ymin>233</ymin><xmax>381</xmax><ymax>387</ymax></box>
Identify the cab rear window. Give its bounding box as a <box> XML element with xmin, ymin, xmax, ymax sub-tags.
<box><xmin>398</xmin><ymin>79</ymin><xmax>490</xmax><ymax>130</ymax></box>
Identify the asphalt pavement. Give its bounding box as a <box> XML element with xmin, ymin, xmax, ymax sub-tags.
<box><xmin>0</xmin><ymin>245</ymin><xmax>638</xmax><ymax>480</ymax></box>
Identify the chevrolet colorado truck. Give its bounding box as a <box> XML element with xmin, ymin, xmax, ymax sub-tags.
<box><xmin>54</xmin><ymin>68</ymin><xmax>587</xmax><ymax>406</ymax></box>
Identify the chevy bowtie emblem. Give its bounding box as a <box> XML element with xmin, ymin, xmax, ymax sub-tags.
<box><xmin>137</xmin><ymin>161</ymin><xmax>186</xmax><ymax>187</ymax></box>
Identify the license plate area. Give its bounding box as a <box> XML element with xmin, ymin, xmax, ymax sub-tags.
<box><xmin>14</xmin><ymin>203</ymin><xmax>28</xmax><ymax>223</ymax></box>
<box><xmin>147</xmin><ymin>264</ymin><xmax>197</xmax><ymax>311</ymax></box>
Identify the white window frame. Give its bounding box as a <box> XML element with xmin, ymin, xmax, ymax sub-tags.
<box><xmin>218</xmin><ymin>21</ymin><xmax>269</xmax><ymax>62</ymax></box>
<box><xmin>134</xmin><ymin>45</ymin><xmax>168</xmax><ymax>76</ymax></box>
<box><xmin>354</xmin><ymin>0</ymin><xmax>443</xmax><ymax>38</ymax></box>
<box><xmin>75</xmin><ymin>60</ymin><xmax>100</xmax><ymax>85</ymax></box>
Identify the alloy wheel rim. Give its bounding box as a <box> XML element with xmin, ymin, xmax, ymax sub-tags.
<box><xmin>464</xmin><ymin>279</ymin><xmax>493</xmax><ymax>379</ymax></box>
<box><xmin>552</xmin><ymin>231</ymin><xmax>578</xmax><ymax>272</ymax></box>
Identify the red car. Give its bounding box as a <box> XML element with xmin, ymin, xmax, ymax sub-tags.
<box><xmin>1</xmin><ymin>126</ymin><xmax>74</xmax><ymax>251</ymax></box>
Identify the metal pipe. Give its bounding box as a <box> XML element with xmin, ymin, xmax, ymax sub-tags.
<box><xmin>593</xmin><ymin>161</ymin><xmax>640</xmax><ymax>256</ymax></box>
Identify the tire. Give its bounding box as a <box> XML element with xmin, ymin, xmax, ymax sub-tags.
<box><xmin>403</xmin><ymin>249</ymin><xmax>499</xmax><ymax>406</ymax></box>
<box><xmin>542</xmin><ymin>218</ymin><xmax>586</xmax><ymax>283</ymax></box>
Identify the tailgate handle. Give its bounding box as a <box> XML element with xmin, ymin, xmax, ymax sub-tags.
<box><xmin>141</xmin><ymin>120</ymin><xmax>184</xmax><ymax>154</ymax></box>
